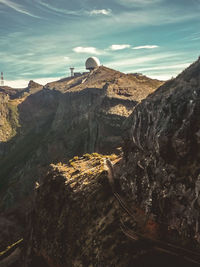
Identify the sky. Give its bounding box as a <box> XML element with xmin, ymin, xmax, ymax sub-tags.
<box><xmin>0</xmin><ymin>0</ymin><xmax>200</xmax><ymax>88</ymax></box>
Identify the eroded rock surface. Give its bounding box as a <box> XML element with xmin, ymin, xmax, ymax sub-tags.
<box><xmin>23</xmin><ymin>154</ymin><xmax>200</xmax><ymax>266</ymax></box>
<box><xmin>23</xmin><ymin>154</ymin><xmax>138</xmax><ymax>267</ymax></box>
<box><xmin>120</xmin><ymin>57</ymin><xmax>200</xmax><ymax>247</ymax></box>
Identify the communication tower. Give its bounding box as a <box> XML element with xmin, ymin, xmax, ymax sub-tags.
<box><xmin>1</xmin><ymin>72</ymin><xmax>4</xmax><ymax>86</ymax></box>
<box><xmin>70</xmin><ymin>67</ymin><xmax>74</xmax><ymax>77</ymax></box>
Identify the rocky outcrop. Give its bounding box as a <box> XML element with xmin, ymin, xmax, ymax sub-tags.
<box><xmin>22</xmin><ymin>154</ymin><xmax>200</xmax><ymax>267</ymax></box>
<box><xmin>0</xmin><ymin>80</ymin><xmax>43</xmax><ymax>100</ymax></box>
<box><xmin>119</xmin><ymin>57</ymin><xmax>200</xmax><ymax>247</ymax></box>
<box><xmin>23</xmin><ymin>154</ymin><xmax>133</xmax><ymax>267</ymax></box>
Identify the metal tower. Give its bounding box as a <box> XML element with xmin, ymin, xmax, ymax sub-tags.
<box><xmin>70</xmin><ymin>67</ymin><xmax>74</xmax><ymax>77</ymax></box>
<box><xmin>1</xmin><ymin>72</ymin><xmax>4</xmax><ymax>86</ymax></box>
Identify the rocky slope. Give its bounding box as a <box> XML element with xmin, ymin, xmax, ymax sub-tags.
<box><xmin>20</xmin><ymin>57</ymin><xmax>200</xmax><ymax>266</ymax></box>
<box><xmin>0</xmin><ymin>67</ymin><xmax>162</xmax><ymax>211</ymax></box>
<box><xmin>22</xmin><ymin>154</ymin><xmax>199</xmax><ymax>267</ymax></box>
<box><xmin>0</xmin><ymin>81</ymin><xmax>43</xmax><ymax>144</ymax></box>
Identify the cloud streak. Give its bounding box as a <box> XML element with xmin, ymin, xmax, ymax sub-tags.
<box><xmin>0</xmin><ymin>0</ymin><xmax>39</xmax><ymax>18</ymax></box>
<box><xmin>37</xmin><ymin>1</ymin><xmax>111</xmax><ymax>17</ymax></box>
<box><xmin>37</xmin><ymin>0</ymin><xmax>83</xmax><ymax>16</ymax></box>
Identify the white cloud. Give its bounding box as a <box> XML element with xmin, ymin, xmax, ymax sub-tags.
<box><xmin>73</xmin><ymin>46</ymin><xmax>102</xmax><ymax>55</ymax></box>
<box><xmin>132</xmin><ymin>45</ymin><xmax>159</xmax><ymax>50</ymax></box>
<box><xmin>110</xmin><ymin>44</ymin><xmax>131</xmax><ymax>50</ymax></box>
<box><xmin>147</xmin><ymin>74</ymin><xmax>172</xmax><ymax>81</ymax></box>
<box><xmin>5</xmin><ymin>79</ymin><xmax>29</xmax><ymax>88</ymax></box>
<box><xmin>0</xmin><ymin>0</ymin><xmax>39</xmax><ymax>18</ymax></box>
<box><xmin>90</xmin><ymin>9</ymin><xmax>111</xmax><ymax>15</ymax></box>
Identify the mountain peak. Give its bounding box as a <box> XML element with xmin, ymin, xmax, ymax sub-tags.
<box><xmin>177</xmin><ymin>56</ymin><xmax>200</xmax><ymax>82</ymax></box>
<box><xmin>45</xmin><ymin>66</ymin><xmax>163</xmax><ymax>102</ymax></box>
<box><xmin>28</xmin><ymin>80</ymin><xmax>42</xmax><ymax>89</ymax></box>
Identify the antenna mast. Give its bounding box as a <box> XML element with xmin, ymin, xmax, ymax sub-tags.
<box><xmin>70</xmin><ymin>67</ymin><xmax>74</xmax><ymax>77</ymax></box>
<box><xmin>1</xmin><ymin>72</ymin><xmax>4</xmax><ymax>86</ymax></box>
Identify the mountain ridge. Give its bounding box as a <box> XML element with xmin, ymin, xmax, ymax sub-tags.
<box><xmin>0</xmin><ymin>66</ymin><xmax>162</xmax><ymax>211</ymax></box>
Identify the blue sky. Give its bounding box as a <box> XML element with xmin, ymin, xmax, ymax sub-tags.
<box><xmin>0</xmin><ymin>0</ymin><xmax>200</xmax><ymax>87</ymax></box>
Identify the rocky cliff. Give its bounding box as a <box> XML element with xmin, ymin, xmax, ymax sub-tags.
<box><xmin>119</xmin><ymin>57</ymin><xmax>200</xmax><ymax>248</ymax></box>
<box><xmin>0</xmin><ymin>81</ymin><xmax>43</xmax><ymax>145</ymax></box>
<box><xmin>0</xmin><ymin>67</ymin><xmax>162</xmax><ymax>258</ymax></box>
<box><xmin>22</xmin><ymin>154</ymin><xmax>199</xmax><ymax>267</ymax></box>
<box><xmin>0</xmin><ymin>67</ymin><xmax>161</xmax><ymax>211</ymax></box>
<box><xmin>20</xmin><ymin>58</ymin><xmax>200</xmax><ymax>266</ymax></box>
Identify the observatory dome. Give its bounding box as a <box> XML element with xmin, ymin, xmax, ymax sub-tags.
<box><xmin>85</xmin><ymin>57</ymin><xmax>100</xmax><ymax>70</ymax></box>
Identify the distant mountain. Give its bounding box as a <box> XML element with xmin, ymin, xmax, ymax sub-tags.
<box><xmin>0</xmin><ymin>80</ymin><xmax>42</xmax><ymax>100</ymax></box>
<box><xmin>0</xmin><ymin>81</ymin><xmax>43</xmax><ymax>144</ymax></box>
<box><xmin>0</xmin><ymin>86</ymin><xmax>22</xmax><ymax>98</ymax></box>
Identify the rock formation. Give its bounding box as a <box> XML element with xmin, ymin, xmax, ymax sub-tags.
<box><xmin>120</xmin><ymin>57</ymin><xmax>200</xmax><ymax>247</ymax></box>
<box><xmin>22</xmin><ymin>154</ymin><xmax>199</xmax><ymax>266</ymax></box>
<box><xmin>0</xmin><ymin>67</ymin><xmax>162</xmax><ymax>262</ymax></box>
<box><xmin>19</xmin><ymin>57</ymin><xmax>200</xmax><ymax>266</ymax></box>
<box><xmin>0</xmin><ymin>67</ymin><xmax>161</xmax><ymax>211</ymax></box>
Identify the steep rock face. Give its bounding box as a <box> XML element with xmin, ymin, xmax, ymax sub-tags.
<box><xmin>0</xmin><ymin>80</ymin><xmax>43</xmax><ymax>145</ymax></box>
<box><xmin>0</xmin><ymin>92</ymin><xmax>19</xmax><ymax>145</ymax></box>
<box><xmin>0</xmin><ymin>88</ymin><xmax>60</xmax><ymax>210</ymax></box>
<box><xmin>23</xmin><ymin>154</ymin><xmax>135</xmax><ymax>267</ymax></box>
<box><xmin>120</xmin><ymin>57</ymin><xmax>200</xmax><ymax>247</ymax></box>
<box><xmin>45</xmin><ymin>66</ymin><xmax>163</xmax><ymax>156</ymax></box>
<box><xmin>22</xmin><ymin>156</ymin><xmax>196</xmax><ymax>267</ymax></box>
<box><xmin>22</xmin><ymin>154</ymin><xmax>200</xmax><ymax>267</ymax></box>
<box><xmin>0</xmin><ymin>67</ymin><xmax>162</xmax><ymax>211</ymax></box>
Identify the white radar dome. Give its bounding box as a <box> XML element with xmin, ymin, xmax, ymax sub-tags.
<box><xmin>85</xmin><ymin>57</ymin><xmax>100</xmax><ymax>70</ymax></box>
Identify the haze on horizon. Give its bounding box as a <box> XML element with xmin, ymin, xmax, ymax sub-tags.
<box><xmin>0</xmin><ymin>0</ymin><xmax>199</xmax><ymax>88</ymax></box>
